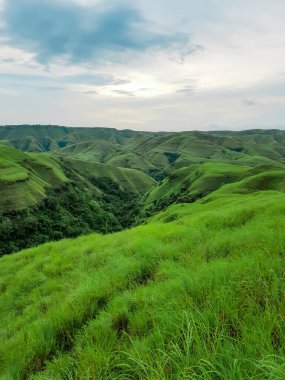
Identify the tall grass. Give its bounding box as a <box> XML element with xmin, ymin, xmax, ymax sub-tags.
<box><xmin>0</xmin><ymin>191</ymin><xmax>285</xmax><ymax>379</ymax></box>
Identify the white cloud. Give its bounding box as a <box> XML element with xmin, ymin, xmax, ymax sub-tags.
<box><xmin>0</xmin><ymin>0</ymin><xmax>284</xmax><ymax>130</ymax></box>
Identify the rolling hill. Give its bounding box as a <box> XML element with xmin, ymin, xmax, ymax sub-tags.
<box><xmin>0</xmin><ymin>143</ymin><xmax>156</xmax><ymax>255</ymax></box>
<box><xmin>0</xmin><ymin>144</ymin><xmax>155</xmax><ymax>212</ymax></box>
<box><xmin>143</xmin><ymin>162</ymin><xmax>285</xmax><ymax>215</ymax></box>
<box><xmin>0</xmin><ymin>125</ymin><xmax>285</xmax><ymax>379</ymax></box>
<box><xmin>0</xmin><ymin>179</ymin><xmax>284</xmax><ymax>379</ymax></box>
<box><xmin>1</xmin><ymin>125</ymin><xmax>285</xmax><ymax>254</ymax></box>
<box><xmin>1</xmin><ymin>126</ymin><xmax>285</xmax><ymax>176</ymax></box>
<box><xmin>0</xmin><ymin>145</ymin><xmax>68</xmax><ymax>212</ymax></box>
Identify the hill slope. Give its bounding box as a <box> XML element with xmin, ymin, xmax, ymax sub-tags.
<box><xmin>0</xmin><ymin>188</ymin><xmax>285</xmax><ymax>379</ymax></box>
<box><xmin>143</xmin><ymin>162</ymin><xmax>285</xmax><ymax>215</ymax></box>
<box><xmin>1</xmin><ymin>126</ymin><xmax>285</xmax><ymax>176</ymax></box>
<box><xmin>0</xmin><ymin>146</ymin><xmax>156</xmax><ymax>255</ymax></box>
<box><xmin>0</xmin><ymin>145</ymin><xmax>68</xmax><ymax>212</ymax></box>
<box><xmin>1</xmin><ymin>126</ymin><xmax>285</xmax><ymax>378</ymax></box>
<box><xmin>64</xmin><ymin>158</ymin><xmax>156</xmax><ymax>196</ymax></box>
<box><xmin>0</xmin><ymin>144</ymin><xmax>155</xmax><ymax>212</ymax></box>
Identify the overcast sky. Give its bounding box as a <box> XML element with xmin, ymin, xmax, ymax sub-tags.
<box><xmin>0</xmin><ymin>0</ymin><xmax>284</xmax><ymax>131</ymax></box>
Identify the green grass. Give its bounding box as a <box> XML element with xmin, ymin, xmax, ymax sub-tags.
<box><xmin>64</xmin><ymin>158</ymin><xmax>156</xmax><ymax>196</ymax></box>
<box><xmin>59</xmin><ymin>140</ymin><xmax>121</xmax><ymax>163</ymax></box>
<box><xmin>107</xmin><ymin>152</ymin><xmax>152</xmax><ymax>172</ymax></box>
<box><xmin>1</xmin><ymin>126</ymin><xmax>285</xmax><ymax>173</ymax></box>
<box><xmin>1</xmin><ymin>126</ymin><xmax>285</xmax><ymax>379</ymax></box>
<box><xmin>144</xmin><ymin>162</ymin><xmax>249</xmax><ymax>203</ymax></box>
<box><xmin>143</xmin><ymin>161</ymin><xmax>285</xmax><ymax>214</ymax></box>
<box><xmin>0</xmin><ymin>162</ymin><xmax>28</xmax><ymax>183</ymax></box>
<box><xmin>0</xmin><ymin>145</ymin><xmax>156</xmax><ymax>213</ymax></box>
<box><xmin>0</xmin><ymin>189</ymin><xmax>285</xmax><ymax>379</ymax></box>
<box><xmin>0</xmin><ymin>146</ymin><xmax>68</xmax><ymax>212</ymax></box>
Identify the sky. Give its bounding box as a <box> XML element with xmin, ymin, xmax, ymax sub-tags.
<box><xmin>0</xmin><ymin>0</ymin><xmax>284</xmax><ymax>131</ymax></box>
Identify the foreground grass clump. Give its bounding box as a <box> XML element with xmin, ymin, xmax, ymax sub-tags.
<box><xmin>0</xmin><ymin>191</ymin><xmax>285</xmax><ymax>379</ymax></box>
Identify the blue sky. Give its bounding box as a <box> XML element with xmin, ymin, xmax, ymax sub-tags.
<box><xmin>0</xmin><ymin>0</ymin><xmax>284</xmax><ymax>131</ymax></box>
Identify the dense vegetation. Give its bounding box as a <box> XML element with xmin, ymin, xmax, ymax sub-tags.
<box><xmin>0</xmin><ymin>177</ymin><xmax>141</xmax><ymax>256</ymax></box>
<box><xmin>0</xmin><ymin>125</ymin><xmax>285</xmax><ymax>379</ymax></box>
<box><xmin>89</xmin><ymin>176</ymin><xmax>141</xmax><ymax>229</ymax></box>
<box><xmin>0</xmin><ymin>143</ymin><xmax>154</xmax><ymax>255</ymax></box>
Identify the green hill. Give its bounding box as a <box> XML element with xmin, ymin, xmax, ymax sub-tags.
<box><xmin>64</xmin><ymin>158</ymin><xmax>155</xmax><ymax>196</ymax></box>
<box><xmin>0</xmin><ymin>187</ymin><xmax>284</xmax><ymax>379</ymax></box>
<box><xmin>143</xmin><ymin>162</ymin><xmax>285</xmax><ymax>215</ymax></box>
<box><xmin>0</xmin><ymin>145</ymin><xmax>68</xmax><ymax>212</ymax></box>
<box><xmin>0</xmin><ymin>125</ymin><xmax>155</xmax><ymax>152</ymax></box>
<box><xmin>59</xmin><ymin>140</ymin><xmax>121</xmax><ymax>163</ymax></box>
<box><xmin>0</xmin><ymin>145</ymin><xmax>155</xmax><ymax>213</ymax></box>
<box><xmin>1</xmin><ymin>126</ymin><xmax>285</xmax><ymax>379</ymax></box>
<box><xmin>1</xmin><ymin>126</ymin><xmax>285</xmax><ymax>176</ymax></box>
<box><xmin>0</xmin><ymin>145</ymin><xmax>156</xmax><ymax>255</ymax></box>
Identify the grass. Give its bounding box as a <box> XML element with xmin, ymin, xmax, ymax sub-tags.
<box><xmin>143</xmin><ymin>161</ymin><xmax>285</xmax><ymax>213</ymax></box>
<box><xmin>0</xmin><ymin>188</ymin><xmax>285</xmax><ymax>379</ymax></box>
<box><xmin>1</xmin><ymin>126</ymin><xmax>285</xmax><ymax>173</ymax></box>
<box><xmin>64</xmin><ymin>158</ymin><xmax>156</xmax><ymax>195</ymax></box>
<box><xmin>144</xmin><ymin>162</ymin><xmax>250</xmax><ymax>204</ymax></box>
<box><xmin>0</xmin><ymin>145</ymin><xmax>156</xmax><ymax>212</ymax></box>
<box><xmin>1</xmin><ymin>126</ymin><xmax>285</xmax><ymax>378</ymax></box>
<box><xmin>0</xmin><ymin>146</ymin><xmax>68</xmax><ymax>212</ymax></box>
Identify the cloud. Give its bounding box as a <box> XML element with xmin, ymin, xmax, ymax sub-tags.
<box><xmin>176</xmin><ymin>86</ymin><xmax>195</xmax><ymax>96</ymax></box>
<box><xmin>1</xmin><ymin>0</ymin><xmax>285</xmax><ymax>131</ymax></box>
<box><xmin>1</xmin><ymin>58</ymin><xmax>15</xmax><ymax>63</ymax></box>
<box><xmin>0</xmin><ymin>72</ymin><xmax>130</xmax><ymax>89</ymax></box>
<box><xmin>65</xmin><ymin>73</ymin><xmax>115</xmax><ymax>86</ymax></box>
<box><xmin>83</xmin><ymin>90</ymin><xmax>98</xmax><ymax>95</ymax></box>
<box><xmin>112</xmin><ymin>79</ymin><xmax>131</xmax><ymax>86</ymax></box>
<box><xmin>38</xmin><ymin>86</ymin><xmax>65</xmax><ymax>92</ymax></box>
<box><xmin>242</xmin><ymin>98</ymin><xmax>256</xmax><ymax>106</ymax></box>
<box><xmin>2</xmin><ymin>0</ymin><xmax>192</xmax><ymax>65</ymax></box>
<box><xmin>113</xmin><ymin>89</ymin><xmax>135</xmax><ymax>97</ymax></box>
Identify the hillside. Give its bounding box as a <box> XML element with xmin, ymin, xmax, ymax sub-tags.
<box><xmin>64</xmin><ymin>158</ymin><xmax>155</xmax><ymax>196</ymax></box>
<box><xmin>1</xmin><ymin>127</ymin><xmax>285</xmax><ymax>177</ymax></box>
<box><xmin>143</xmin><ymin>162</ymin><xmax>285</xmax><ymax>215</ymax></box>
<box><xmin>0</xmin><ymin>143</ymin><xmax>155</xmax><ymax>210</ymax></box>
<box><xmin>0</xmin><ymin>126</ymin><xmax>285</xmax><ymax>379</ymax></box>
<box><xmin>0</xmin><ymin>145</ymin><xmax>155</xmax><ymax>255</ymax></box>
<box><xmin>1</xmin><ymin>126</ymin><xmax>285</xmax><ymax>253</ymax></box>
<box><xmin>0</xmin><ymin>125</ymin><xmax>154</xmax><ymax>152</ymax></box>
<box><xmin>0</xmin><ymin>145</ymin><xmax>68</xmax><ymax>212</ymax></box>
<box><xmin>0</xmin><ymin>184</ymin><xmax>285</xmax><ymax>379</ymax></box>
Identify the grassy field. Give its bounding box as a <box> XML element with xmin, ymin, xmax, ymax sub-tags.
<box><xmin>0</xmin><ymin>184</ymin><xmax>285</xmax><ymax>379</ymax></box>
